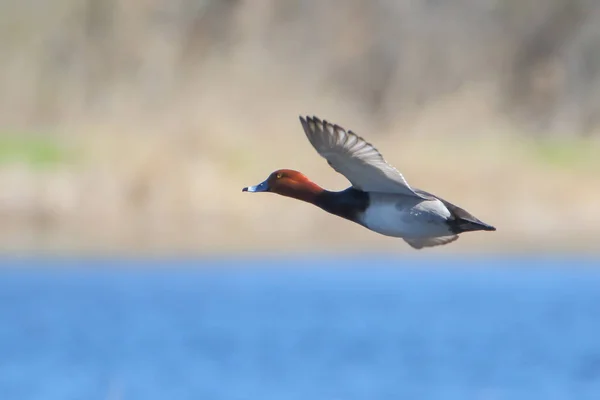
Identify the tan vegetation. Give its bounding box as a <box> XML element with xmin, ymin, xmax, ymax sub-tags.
<box><xmin>0</xmin><ymin>0</ymin><xmax>599</xmax><ymax>255</ymax></box>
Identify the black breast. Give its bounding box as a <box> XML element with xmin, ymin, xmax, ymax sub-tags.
<box><xmin>313</xmin><ymin>188</ymin><xmax>370</xmax><ymax>223</ymax></box>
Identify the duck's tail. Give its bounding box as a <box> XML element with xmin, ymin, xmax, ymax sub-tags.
<box><xmin>442</xmin><ymin>201</ymin><xmax>496</xmax><ymax>234</ymax></box>
<box><xmin>414</xmin><ymin>189</ymin><xmax>496</xmax><ymax>235</ymax></box>
<box><xmin>453</xmin><ymin>217</ymin><xmax>496</xmax><ymax>233</ymax></box>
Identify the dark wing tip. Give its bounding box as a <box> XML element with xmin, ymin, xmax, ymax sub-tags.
<box><xmin>300</xmin><ymin>116</ymin><xmax>349</xmax><ymax>134</ymax></box>
<box><xmin>299</xmin><ymin>115</ymin><xmax>319</xmax><ymax>122</ymax></box>
<box><xmin>299</xmin><ymin>116</ymin><xmax>326</xmax><ymax>131</ymax></box>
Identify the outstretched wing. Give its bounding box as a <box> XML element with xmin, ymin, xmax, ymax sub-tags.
<box><xmin>299</xmin><ymin>116</ymin><xmax>426</xmax><ymax>198</ymax></box>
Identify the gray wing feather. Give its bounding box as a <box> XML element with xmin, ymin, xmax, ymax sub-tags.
<box><xmin>403</xmin><ymin>235</ymin><xmax>460</xmax><ymax>249</ymax></box>
<box><xmin>299</xmin><ymin>116</ymin><xmax>427</xmax><ymax>198</ymax></box>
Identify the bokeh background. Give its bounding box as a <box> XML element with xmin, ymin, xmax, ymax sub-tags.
<box><xmin>2</xmin><ymin>2</ymin><xmax>600</xmax><ymax>400</ymax></box>
<box><xmin>2</xmin><ymin>0</ymin><xmax>600</xmax><ymax>255</ymax></box>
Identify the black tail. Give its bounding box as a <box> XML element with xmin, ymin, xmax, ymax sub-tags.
<box><xmin>453</xmin><ymin>218</ymin><xmax>496</xmax><ymax>233</ymax></box>
<box><xmin>438</xmin><ymin>198</ymin><xmax>496</xmax><ymax>234</ymax></box>
<box><xmin>413</xmin><ymin>188</ymin><xmax>497</xmax><ymax>234</ymax></box>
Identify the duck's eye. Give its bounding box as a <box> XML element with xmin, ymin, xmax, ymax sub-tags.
<box><xmin>276</xmin><ymin>173</ymin><xmax>283</xmax><ymax>179</ymax></box>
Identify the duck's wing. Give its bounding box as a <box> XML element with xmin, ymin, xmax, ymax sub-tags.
<box><xmin>299</xmin><ymin>116</ymin><xmax>427</xmax><ymax>198</ymax></box>
<box><xmin>403</xmin><ymin>235</ymin><xmax>459</xmax><ymax>249</ymax></box>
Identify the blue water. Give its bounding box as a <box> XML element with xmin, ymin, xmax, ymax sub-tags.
<box><xmin>0</xmin><ymin>256</ymin><xmax>599</xmax><ymax>400</ymax></box>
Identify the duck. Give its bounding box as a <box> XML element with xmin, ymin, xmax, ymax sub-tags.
<box><xmin>242</xmin><ymin>116</ymin><xmax>496</xmax><ymax>249</ymax></box>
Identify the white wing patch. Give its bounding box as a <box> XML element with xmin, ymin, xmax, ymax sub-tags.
<box><xmin>299</xmin><ymin>116</ymin><xmax>427</xmax><ymax>198</ymax></box>
<box><xmin>403</xmin><ymin>235</ymin><xmax>459</xmax><ymax>249</ymax></box>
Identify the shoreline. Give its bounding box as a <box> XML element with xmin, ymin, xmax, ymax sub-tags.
<box><xmin>0</xmin><ymin>131</ymin><xmax>598</xmax><ymax>256</ymax></box>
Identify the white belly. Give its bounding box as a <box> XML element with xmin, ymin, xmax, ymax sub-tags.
<box><xmin>358</xmin><ymin>197</ymin><xmax>453</xmax><ymax>239</ymax></box>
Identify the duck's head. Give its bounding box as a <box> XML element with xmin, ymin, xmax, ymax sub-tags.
<box><xmin>243</xmin><ymin>169</ymin><xmax>322</xmax><ymax>201</ymax></box>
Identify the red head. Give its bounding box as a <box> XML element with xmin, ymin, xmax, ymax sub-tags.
<box><xmin>242</xmin><ymin>169</ymin><xmax>323</xmax><ymax>203</ymax></box>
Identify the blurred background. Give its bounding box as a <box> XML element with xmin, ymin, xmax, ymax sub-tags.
<box><xmin>1</xmin><ymin>0</ymin><xmax>599</xmax><ymax>254</ymax></box>
<box><xmin>1</xmin><ymin>1</ymin><xmax>600</xmax><ymax>400</ymax></box>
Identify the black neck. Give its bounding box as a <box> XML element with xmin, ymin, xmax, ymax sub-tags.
<box><xmin>313</xmin><ymin>188</ymin><xmax>370</xmax><ymax>222</ymax></box>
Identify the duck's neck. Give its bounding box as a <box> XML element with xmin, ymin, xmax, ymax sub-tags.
<box><xmin>279</xmin><ymin>183</ymin><xmax>370</xmax><ymax>222</ymax></box>
<box><xmin>313</xmin><ymin>188</ymin><xmax>370</xmax><ymax>222</ymax></box>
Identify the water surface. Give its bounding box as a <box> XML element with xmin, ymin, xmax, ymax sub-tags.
<box><xmin>0</xmin><ymin>256</ymin><xmax>599</xmax><ymax>400</ymax></box>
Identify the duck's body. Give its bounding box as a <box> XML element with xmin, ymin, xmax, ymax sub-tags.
<box><xmin>359</xmin><ymin>193</ymin><xmax>454</xmax><ymax>239</ymax></box>
<box><xmin>243</xmin><ymin>116</ymin><xmax>496</xmax><ymax>249</ymax></box>
<box><xmin>310</xmin><ymin>188</ymin><xmax>493</xmax><ymax>248</ymax></box>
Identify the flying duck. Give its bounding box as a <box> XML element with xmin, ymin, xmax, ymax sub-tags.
<box><xmin>243</xmin><ymin>116</ymin><xmax>496</xmax><ymax>249</ymax></box>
